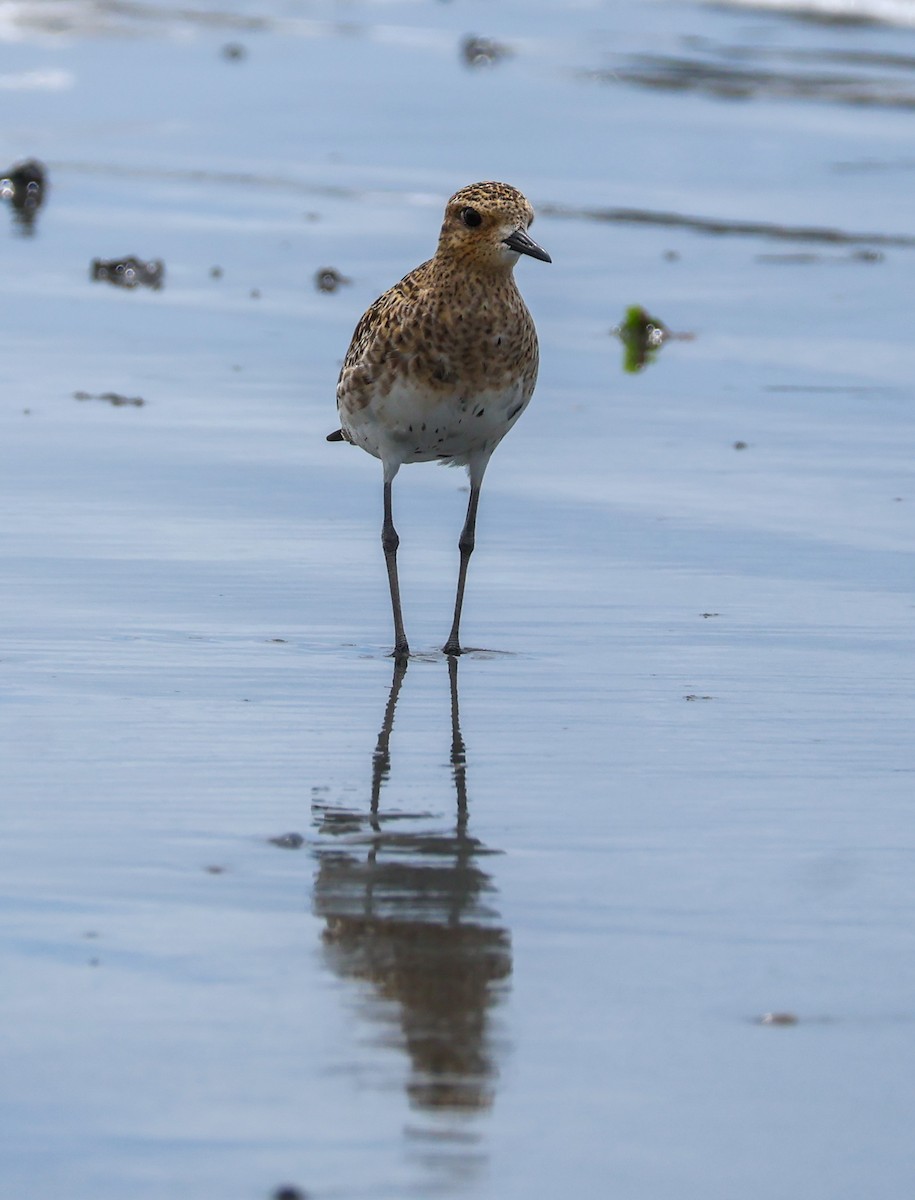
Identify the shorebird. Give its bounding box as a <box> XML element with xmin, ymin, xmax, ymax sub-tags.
<box><xmin>327</xmin><ymin>181</ymin><xmax>550</xmax><ymax>658</ymax></box>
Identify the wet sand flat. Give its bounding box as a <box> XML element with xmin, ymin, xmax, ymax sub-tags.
<box><xmin>2</xmin><ymin>1</ymin><xmax>915</xmax><ymax>1197</ymax></box>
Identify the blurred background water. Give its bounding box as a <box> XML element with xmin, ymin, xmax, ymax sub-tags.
<box><xmin>2</xmin><ymin>1</ymin><xmax>915</xmax><ymax>1198</ymax></box>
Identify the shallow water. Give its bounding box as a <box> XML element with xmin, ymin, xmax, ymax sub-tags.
<box><xmin>3</xmin><ymin>1</ymin><xmax>915</xmax><ymax>1197</ymax></box>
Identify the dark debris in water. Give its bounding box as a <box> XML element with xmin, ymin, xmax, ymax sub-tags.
<box><xmin>315</xmin><ymin>266</ymin><xmax>351</xmax><ymax>293</ymax></box>
<box><xmin>1</xmin><ymin>158</ymin><xmax>47</xmax><ymax>234</ymax></box>
<box><xmin>756</xmin><ymin>249</ymin><xmax>884</xmax><ymax>264</ymax></box>
<box><xmin>461</xmin><ymin>34</ymin><xmax>512</xmax><ymax>68</ymax></box>
<box><xmin>757</xmin><ymin>1012</ymin><xmax>800</xmax><ymax>1026</ymax></box>
<box><xmin>268</xmin><ymin>832</ymin><xmax>305</xmax><ymax>850</ymax></box>
<box><xmin>765</xmin><ymin>383</ymin><xmax>897</xmax><ymax>395</ymax></box>
<box><xmin>833</xmin><ymin>157</ymin><xmax>915</xmax><ymax>173</ymax></box>
<box><xmin>588</xmin><ymin>36</ymin><xmax>915</xmax><ymax>110</ymax></box>
<box><xmin>543</xmin><ymin>202</ymin><xmax>915</xmax><ymax>249</ymax></box>
<box><xmin>91</xmin><ymin>256</ymin><xmax>165</xmax><ymax>290</ymax></box>
<box><xmin>74</xmin><ymin>390</ymin><xmax>145</xmax><ymax>407</ymax></box>
<box><xmin>272</xmin><ymin>1186</ymin><xmax>310</xmax><ymax>1200</ymax></box>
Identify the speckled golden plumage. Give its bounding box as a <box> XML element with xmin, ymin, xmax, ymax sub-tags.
<box><xmin>328</xmin><ymin>181</ymin><xmax>550</xmax><ymax>658</ymax></box>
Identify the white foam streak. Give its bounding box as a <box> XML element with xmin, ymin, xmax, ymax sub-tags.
<box><xmin>0</xmin><ymin>67</ymin><xmax>73</xmax><ymax>89</ymax></box>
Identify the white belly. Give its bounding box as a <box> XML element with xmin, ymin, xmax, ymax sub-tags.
<box><xmin>343</xmin><ymin>377</ymin><xmax>532</xmax><ymax>468</ymax></box>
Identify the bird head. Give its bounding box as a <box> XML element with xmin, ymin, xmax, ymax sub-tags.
<box><xmin>437</xmin><ymin>181</ymin><xmax>551</xmax><ymax>273</ymax></box>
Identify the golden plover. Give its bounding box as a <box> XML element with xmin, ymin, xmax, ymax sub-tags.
<box><xmin>328</xmin><ymin>180</ymin><xmax>550</xmax><ymax>658</ymax></box>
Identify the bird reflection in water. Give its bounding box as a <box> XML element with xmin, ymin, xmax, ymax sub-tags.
<box><xmin>311</xmin><ymin>656</ymin><xmax>511</xmax><ymax>1112</ymax></box>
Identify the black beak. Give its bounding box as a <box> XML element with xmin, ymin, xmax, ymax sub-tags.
<box><xmin>503</xmin><ymin>227</ymin><xmax>551</xmax><ymax>263</ymax></box>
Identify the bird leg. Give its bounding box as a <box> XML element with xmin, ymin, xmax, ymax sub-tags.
<box><xmin>443</xmin><ymin>481</ymin><xmax>481</xmax><ymax>656</ymax></box>
<box><xmin>382</xmin><ymin>478</ymin><xmax>409</xmax><ymax>658</ymax></box>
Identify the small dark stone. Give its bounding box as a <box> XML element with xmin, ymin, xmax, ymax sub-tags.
<box><xmin>74</xmin><ymin>390</ymin><xmax>145</xmax><ymax>408</ymax></box>
<box><xmin>1</xmin><ymin>158</ymin><xmax>47</xmax><ymax>231</ymax></box>
<box><xmin>461</xmin><ymin>34</ymin><xmax>511</xmax><ymax>67</ymax></box>
<box><xmin>272</xmin><ymin>1187</ymin><xmax>309</xmax><ymax>1200</ymax></box>
<box><xmin>733</xmin><ymin>440</ymin><xmax>748</xmax><ymax>450</ymax></box>
<box><xmin>757</xmin><ymin>1012</ymin><xmax>799</xmax><ymax>1026</ymax></box>
<box><xmin>222</xmin><ymin>42</ymin><xmax>247</xmax><ymax>60</ymax></box>
<box><xmin>210</xmin><ymin>265</ymin><xmax>224</xmax><ymax>278</ymax></box>
<box><xmin>91</xmin><ymin>256</ymin><xmax>164</xmax><ymax>290</ymax></box>
<box><xmin>268</xmin><ymin>832</ymin><xmax>305</xmax><ymax>850</ymax></box>
<box><xmin>315</xmin><ymin>267</ymin><xmax>351</xmax><ymax>293</ymax></box>
<box><xmin>101</xmin><ymin>392</ymin><xmax>144</xmax><ymax>407</ymax></box>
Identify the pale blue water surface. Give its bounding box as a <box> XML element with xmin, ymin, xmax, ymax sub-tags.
<box><xmin>2</xmin><ymin>1</ymin><xmax>915</xmax><ymax>1197</ymax></box>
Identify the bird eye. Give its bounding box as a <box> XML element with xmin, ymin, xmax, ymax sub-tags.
<box><xmin>460</xmin><ymin>206</ymin><xmax>482</xmax><ymax>228</ymax></box>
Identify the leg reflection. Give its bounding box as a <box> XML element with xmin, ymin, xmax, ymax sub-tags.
<box><xmin>449</xmin><ymin>655</ymin><xmax>468</xmax><ymax>834</ymax></box>
<box><xmin>312</xmin><ymin>657</ymin><xmax>511</xmax><ymax>1111</ymax></box>
<box><xmin>370</xmin><ymin>654</ymin><xmax>407</xmax><ymax>822</ymax></box>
